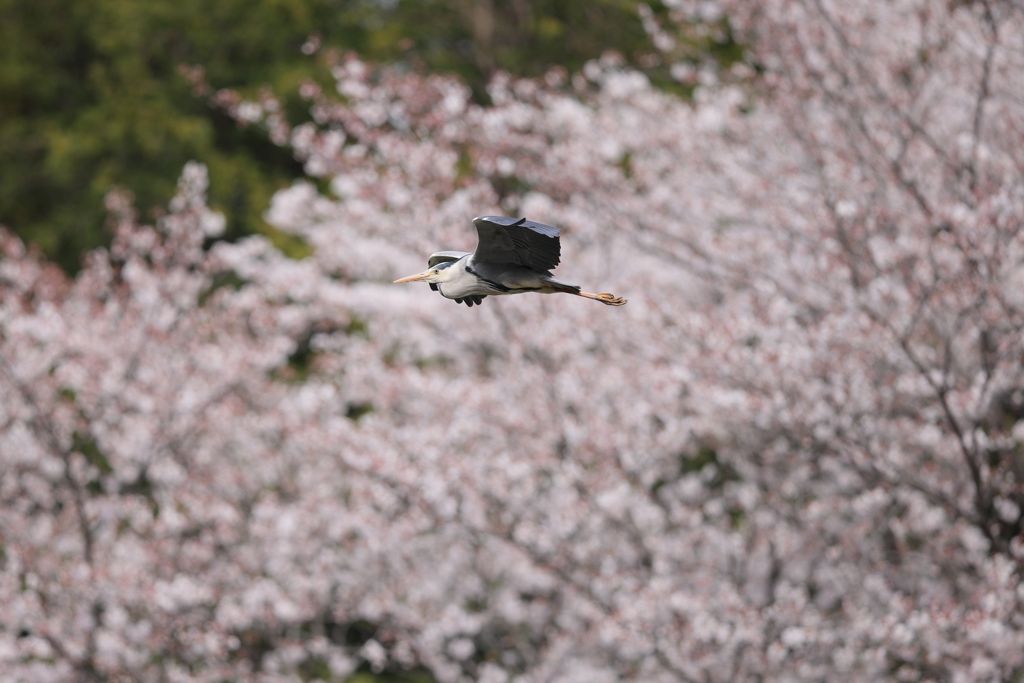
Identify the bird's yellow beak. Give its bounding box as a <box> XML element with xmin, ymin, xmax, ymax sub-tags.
<box><xmin>393</xmin><ymin>270</ymin><xmax>432</xmax><ymax>284</ymax></box>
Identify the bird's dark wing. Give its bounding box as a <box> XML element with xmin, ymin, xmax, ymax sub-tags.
<box><xmin>471</xmin><ymin>216</ymin><xmax>561</xmax><ymax>272</ymax></box>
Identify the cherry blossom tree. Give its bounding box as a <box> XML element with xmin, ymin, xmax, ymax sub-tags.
<box><xmin>2</xmin><ymin>0</ymin><xmax>1023</xmax><ymax>681</ymax></box>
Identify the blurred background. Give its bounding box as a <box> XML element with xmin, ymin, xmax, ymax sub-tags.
<box><xmin>6</xmin><ymin>2</ymin><xmax>1022</xmax><ymax>681</ymax></box>
<box><xmin>0</xmin><ymin>0</ymin><xmax>736</xmax><ymax>271</ymax></box>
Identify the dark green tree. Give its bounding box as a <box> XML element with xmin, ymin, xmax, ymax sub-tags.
<box><xmin>1</xmin><ymin>0</ymin><xmax>366</xmax><ymax>270</ymax></box>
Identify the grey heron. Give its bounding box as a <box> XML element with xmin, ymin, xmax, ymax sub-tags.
<box><xmin>393</xmin><ymin>216</ymin><xmax>627</xmax><ymax>307</ymax></box>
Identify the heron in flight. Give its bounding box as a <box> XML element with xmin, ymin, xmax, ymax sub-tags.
<box><xmin>394</xmin><ymin>216</ymin><xmax>627</xmax><ymax>307</ymax></box>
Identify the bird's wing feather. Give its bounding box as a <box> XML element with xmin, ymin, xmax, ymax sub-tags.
<box><xmin>471</xmin><ymin>216</ymin><xmax>561</xmax><ymax>272</ymax></box>
<box><xmin>428</xmin><ymin>251</ymin><xmax>471</xmax><ymax>268</ymax></box>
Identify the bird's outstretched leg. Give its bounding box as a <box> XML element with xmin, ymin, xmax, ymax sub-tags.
<box><xmin>574</xmin><ymin>290</ymin><xmax>627</xmax><ymax>306</ymax></box>
<box><xmin>542</xmin><ymin>277</ymin><xmax>627</xmax><ymax>305</ymax></box>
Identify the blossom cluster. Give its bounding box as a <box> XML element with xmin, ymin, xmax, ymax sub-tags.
<box><xmin>2</xmin><ymin>1</ymin><xmax>1023</xmax><ymax>680</ymax></box>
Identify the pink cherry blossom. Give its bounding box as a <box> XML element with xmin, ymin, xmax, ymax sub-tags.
<box><xmin>2</xmin><ymin>2</ymin><xmax>1023</xmax><ymax>680</ymax></box>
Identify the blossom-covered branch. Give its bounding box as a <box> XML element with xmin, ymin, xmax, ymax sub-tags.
<box><xmin>2</xmin><ymin>1</ymin><xmax>1023</xmax><ymax>680</ymax></box>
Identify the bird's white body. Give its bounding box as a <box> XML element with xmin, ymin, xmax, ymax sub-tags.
<box><xmin>433</xmin><ymin>255</ymin><xmax>571</xmax><ymax>300</ymax></box>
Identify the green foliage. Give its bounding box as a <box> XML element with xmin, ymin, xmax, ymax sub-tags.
<box><xmin>0</xmin><ymin>0</ymin><xmax>350</xmax><ymax>271</ymax></box>
<box><xmin>679</xmin><ymin>444</ymin><xmax>739</xmax><ymax>489</ymax></box>
<box><xmin>346</xmin><ymin>673</ymin><xmax>435</xmax><ymax>683</ymax></box>
<box><xmin>1</xmin><ymin>0</ymin><xmax>668</xmax><ymax>272</ymax></box>
<box><xmin>363</xmin><ymin>0</ymin><xmax>657</xmax><ymax>98</ymax></box>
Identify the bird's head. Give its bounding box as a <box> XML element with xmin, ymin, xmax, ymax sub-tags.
<box><xmin>393</xmin><ymin>262</ymin><xmax>456</xmax><ymax>285</ymax></box>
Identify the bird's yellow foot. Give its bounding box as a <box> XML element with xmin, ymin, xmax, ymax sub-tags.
<box><xmin>597</xmin><ymin>293</ymin><xmax>627</xmax><ymax>306</ymax></box>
